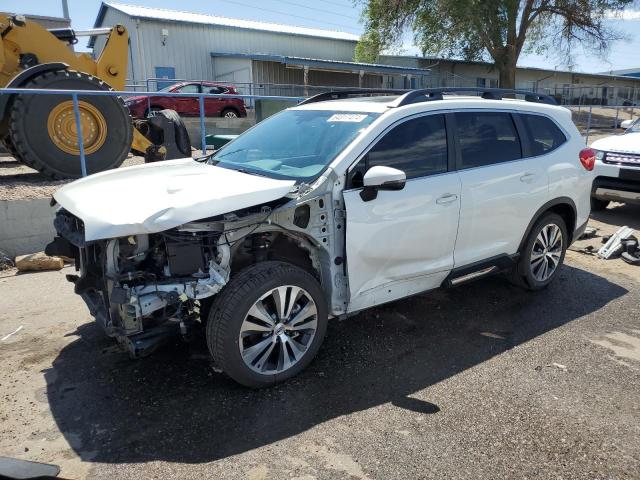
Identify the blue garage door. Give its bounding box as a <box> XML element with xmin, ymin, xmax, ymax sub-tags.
<box><xmin>154</xmin><ymin>66</ymin><xmax>175</xmax><ymax>90</ymax></box>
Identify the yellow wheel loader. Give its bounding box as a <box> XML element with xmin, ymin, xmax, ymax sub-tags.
<box><xmin>0</xmin><ymin>13</ymin><xmax>191</xmax><ymax>179</ymax></box>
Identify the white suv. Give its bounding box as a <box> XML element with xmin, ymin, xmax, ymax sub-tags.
<box><xmin>590</xmin><ymin>117</ymin><xmax>640</xmax><ymax>209</ymax></box>
<box><xmin>48</xmin><ymin>88</ymin><xmax>594</xmax><ymax>387</ymax></box>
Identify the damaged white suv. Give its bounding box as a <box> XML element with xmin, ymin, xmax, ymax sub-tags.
<box><xmin>48</xmin><ymin>88</ymin><xmax>593</xmax><ymax>387</ymax></box>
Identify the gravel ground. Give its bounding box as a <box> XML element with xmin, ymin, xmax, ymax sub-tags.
<box><xmin>0</xmin><ymin>204</ymin><xmax>639</xmax><ymax>479</ymax></box>
<box><xmin>0</xmin><ymin>155</ymin><xmax>145</xmax><ymax>201</ymax></box>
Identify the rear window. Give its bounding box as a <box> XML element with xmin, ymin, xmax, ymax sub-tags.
<box><xmin>520</xmin><ymin>114</ymin><xmax>567</xmax><ymax>156</ymax></box>
<box><xmin>454</xmin><ymin>112</ymin><xmax>522</xmax><ymax>169</ymax></box>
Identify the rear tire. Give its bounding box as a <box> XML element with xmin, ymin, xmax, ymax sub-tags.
<box><xmin>509</xmin><ymin>213</ymin><xmax>568</xmax><ymax>291</ymax></box>
<box><xmin>8</xmin><ymin>70</ymin><xmax>132</xmax><ymax>179</ymax></box>
<box><xmin>590</xmin><ymin>197</ymin><xmax>610</xmax><ymax>211</ymax></box>
<box><xmin>206</xmin><ymin>261</ymin><xmax>327</xmax><ymax>388</ymax></box>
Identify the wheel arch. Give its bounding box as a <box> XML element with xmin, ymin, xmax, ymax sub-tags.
<box><xmin>221</xmin><ymin>106</ymin><xmax>239</xmax><ymax>117</ymax></box>
<box><xmin>230</xmin><ymin>229</ymin><xmax>324</xmax><ymax>283</ymax></box>
<box><xmin>518</xmin><ymin>197</ymin><xmax>577</xmax><ymax>252</ymax></box>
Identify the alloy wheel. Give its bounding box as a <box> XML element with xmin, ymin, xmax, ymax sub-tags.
<box><xmin>530</xmin><ymin>223</ymin><xmax>563</xmax><ymax>282</ymax></box>
<box><xmin>239</xmin><ymin>285</ymin><xmax>318</xmax><ymax>374</ymax></box>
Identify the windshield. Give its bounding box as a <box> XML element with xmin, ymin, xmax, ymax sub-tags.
<box><xmin>209</xmin><ymin>109</ymin><xmax>379</xmax><ymax>180</ymax></box>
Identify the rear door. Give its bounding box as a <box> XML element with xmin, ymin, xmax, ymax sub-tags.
<box><xmin>452</xmin><ymin>110</ymin><xmax>548</xmax><ymax>267</ymax></box>
<box><xmin>203</xmin><ymin>85</ymin><xmax>227</xmax><ymax>116</ymax></box>
<box><xmin>343</xmin><ymin>113</ymin><xmax>461</xmax><ymax>311</ymax></box>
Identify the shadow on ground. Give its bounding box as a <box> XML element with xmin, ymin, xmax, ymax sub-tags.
<box><xmin>591</xmin><ymin>203</ymin><xmax>640</xmax><ymax>230</ymax></box>
<box><xmin>45</xmin><ymin>264</ymin><xmax>627</xmax><ymax>464</ymax></box>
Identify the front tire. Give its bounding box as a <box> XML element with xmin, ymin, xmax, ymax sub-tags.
<box><xmin>509</xmin><ymin>213</ymin><xmax>568</xmax><ymax>290</ymax></box>
<box><xmin>206</xmin><ymin>261</ymin><xmax>328</xmax><ymax>388</ymax></box>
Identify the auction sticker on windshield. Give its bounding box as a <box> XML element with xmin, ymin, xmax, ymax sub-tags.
<box><xmin>327</xmin><ymin>113</ymin><xmax>369</xmax><ymax>122</ymax></box>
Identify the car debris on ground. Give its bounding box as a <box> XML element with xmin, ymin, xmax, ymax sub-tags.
<box><xmin>598</xmin><ymin>226</ymin><xmax>637</xmax><ymax>261</ymax></box>
<box><xmin>0</xmin><ymin>250</ymin><xmax>14</xmax><ymax>271</ymax></box>
<box><xmin>14</xmin><ymin>252</ymin><xmax>64</xmax><ymax>272</ymax></box>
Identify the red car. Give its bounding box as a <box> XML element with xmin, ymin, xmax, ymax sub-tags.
<box><xmin>125</xmin><ymin>81</ymin><xmax>247</xmax><ymax>119</ymax></box>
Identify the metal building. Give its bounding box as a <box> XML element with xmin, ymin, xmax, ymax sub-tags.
<box><xmin>90</xmin><ymin>2</ymin><xmax>430</xmax><ymax>92</ymax></box>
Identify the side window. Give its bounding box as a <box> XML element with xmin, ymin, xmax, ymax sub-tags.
<box><xmin>175</xmin><ymin>84</ymin><xmax>200</xmax><ymax>93</ymax></box>
<box><xmin>205</xmin><ymin>86</ymin><xmax>227</xmax><ymax>94</ymax></box>
<box><xmin>520</xmin><ymin>114</ymin><xmax>567</xmax><ymax>156</ymax></box>
<box><xmin>350</xmin><ymin>114</ymin><xmax>448</xmax><ymax>187</ymax></box>
<box><xmin>454</xmin><ymin>112</ymin><xmax>522</xmax><ymax>169</ymax></box>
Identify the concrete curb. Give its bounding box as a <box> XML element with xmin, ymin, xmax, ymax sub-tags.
<box><xmin>0</xmin><ymin>198</ymin><xmax>56</xmax><ymax>258</ymax></box>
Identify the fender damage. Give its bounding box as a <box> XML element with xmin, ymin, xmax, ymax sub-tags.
<box><xmin>47</xmin><ymin>159</ymin><xmax>342</xmax><ymax>358</ymax></box>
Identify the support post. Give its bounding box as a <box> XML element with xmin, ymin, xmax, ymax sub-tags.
<box><xmin>585</xmin><ymin>105</ymin><xmax>593</xmax><ymax>143</ymax></box>
<box><xmin>71</xmin><ymin>93</ymin><xmax>88</xmax><ymax>177</ymax></box>
<box><xmin>199</xmin><ymin>94</ymin><xmax>206</xmax><ymax>155</ymax></box>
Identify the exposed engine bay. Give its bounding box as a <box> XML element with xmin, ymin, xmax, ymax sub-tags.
<box><xmin>47</xmin><ymin>192</ymin><xmax>340</xmax><ymax>358</ymax></box>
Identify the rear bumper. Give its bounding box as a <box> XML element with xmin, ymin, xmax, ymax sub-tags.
<box><xmin>592</xmin><ymin>174</ymin><xmax>640</xmax><ymax>205</ymax></box>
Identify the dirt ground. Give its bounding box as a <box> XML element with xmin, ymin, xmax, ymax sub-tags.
<box><xmin>0</xmin><ymin>203</ymin><xmax>639</xmax><ymax>479</ymax></box>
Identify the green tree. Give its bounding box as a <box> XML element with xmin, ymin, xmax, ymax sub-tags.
<box><xmin>356</xmin><ymin>0</ymin><xmax>635</xmax><ymax>89</ymax></box>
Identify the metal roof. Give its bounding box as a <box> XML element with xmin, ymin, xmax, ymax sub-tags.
<box><xmin>210</xmin><ymin>52</ymin><xmax>432</xmax><ymax>75</ymax></box>
<box><xmin>93</xmin><ymin>2</ymin><xmax>360</xmax><ymax>43</ymax></box>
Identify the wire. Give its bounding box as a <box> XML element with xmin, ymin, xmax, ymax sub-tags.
<box><xmin>320</xmin><ymin>0</ymin><xmax>355</xmax><ymax>8</ymax></box>
<box><xmin>270</xmin><ymin>0</ymin><xmax>357</xmax><ymax>20</ymax></box>
<box><xmin>215</xmin><ymin>0</ymin><xmax>361</xmax><ymax>32</ymax></box>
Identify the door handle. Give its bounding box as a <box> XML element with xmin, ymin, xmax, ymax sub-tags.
<box><xmin>436</xmin><ymin>193</ymin><xmax>458</xmax><ymax>205</ymax></box>
<box><xmin>520</xmin><ymin>172</ymin><xmax>536</xmax><ymax>183</ymax></box>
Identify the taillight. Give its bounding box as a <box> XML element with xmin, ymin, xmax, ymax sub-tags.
<box><xmin>579</xmin><ymin>148</ymin><xmax>596</xmax><ymax>171</ymax></box>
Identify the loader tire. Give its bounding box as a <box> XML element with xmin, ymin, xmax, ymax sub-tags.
<box><xmin>8</xmin><ymin>70</ymin><xmax>133</xmax><ymax>179</ymax></box>
<box><xmin>0</xmin><ymin>136</ymin><xmax>34</xmax><ymax>167</ymax></box>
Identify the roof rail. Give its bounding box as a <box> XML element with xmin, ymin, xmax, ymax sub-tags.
<box><xmin>298</xmin><ymin>87</ymin><xmax>557</xmax><ymax>106</ymax></box>
<box><xmin>298</xmin><ymin>88</ymin><xmax>409</xmax><ymax>105</ymax></box>
<box><xmin>395</xmin><ymin>87</ymin><xmax>557</xmax><ymax>106</ymax></box>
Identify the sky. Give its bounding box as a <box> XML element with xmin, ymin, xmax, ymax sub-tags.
<box><xmin>2</xmin><ymin>0</ymin><xmax>639</xmax><ymax>74</ymax></box>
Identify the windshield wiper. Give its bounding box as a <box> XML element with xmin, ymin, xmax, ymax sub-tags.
<box><xmin>209</xmin><ymin>148</ymin><xmax>249</xmax><ymax>163</ymax></box>
<box><xmin>230</xmin><ymin>167</ymin><xmax>269</xmax><ymax>177</ymax></box>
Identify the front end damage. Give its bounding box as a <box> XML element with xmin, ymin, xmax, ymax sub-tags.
<box><xmin>47</xmin><ymin>190</ymin><xmax>341</xmax><ymax>358</ymax></box>
<box><xmin>49</xmin><ymin>208</ymin><xmax>231</xmax><ymax>356</ymax></box>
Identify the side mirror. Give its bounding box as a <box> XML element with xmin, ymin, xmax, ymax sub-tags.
<box><xmin>360</xmin><ymin>166</ymin><xmax>406</xmax><ymax>201</ymax></box>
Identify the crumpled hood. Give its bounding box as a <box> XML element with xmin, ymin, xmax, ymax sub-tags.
<box><xmin>53</xmin><ymin>158</ymin><xmax>295</xmax><ymax>241</ymax></box>
<box><xmin>591</xmin><ymin>132</ymin><xmax>640</xmax><ymax>153</ymax></box>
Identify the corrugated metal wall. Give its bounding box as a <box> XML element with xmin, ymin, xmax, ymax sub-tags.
<box><xmin>93</xmin><ymin>6</ymin><xmax>358</xmax><ymax>89</ymax></box>
<box><xmin>252</xmin><ymin>61</ymin><xmax>304</xmax><ymax>85</ymax></box>
<box><xmin>252</xmin><ymin>61</ymin><xmax>382</xmax><ymax>87</ymax></box>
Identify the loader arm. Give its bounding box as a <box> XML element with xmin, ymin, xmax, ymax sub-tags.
<box><xmin>0</xmin><ymin>13</ymin><xmax>127</xmax><ymax>90</ymax></box>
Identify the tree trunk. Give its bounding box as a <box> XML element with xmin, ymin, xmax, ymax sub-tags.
<box><xmin>498</xmin><ymin>61</ymin><xmax>516</xmax><ymax>89</ymax></box>
<box><xmin>494</xmin><ymin>45</ymin><xmax>518</xmax><ymax>90</ymax></box>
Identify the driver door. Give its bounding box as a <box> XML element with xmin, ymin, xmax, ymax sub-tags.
<box><xmin>343</xmin><ymin>113</ymin><xmax>461</xmax><ymax>312</ymax></box>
